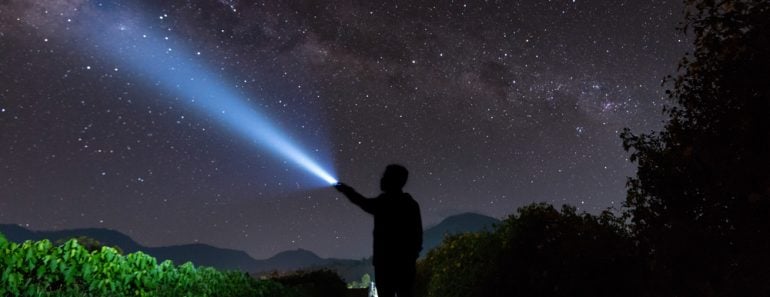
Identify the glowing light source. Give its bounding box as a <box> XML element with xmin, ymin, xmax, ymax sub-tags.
<box><xmin>88</xmin><ymin>14</ymin><xmax>336</xmax><ymax>186</ymax></box>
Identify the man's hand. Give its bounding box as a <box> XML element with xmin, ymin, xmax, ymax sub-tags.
<box><xmin>334</xmin><ymin>182</ymin><xmax>355</xmax><ymax>195</ymax></box>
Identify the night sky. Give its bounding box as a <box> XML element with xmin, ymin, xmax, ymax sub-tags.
<box><xmin>0</xmin><ymin>0</ymin><xmax>686</xmax><ymax>260</ymax></box>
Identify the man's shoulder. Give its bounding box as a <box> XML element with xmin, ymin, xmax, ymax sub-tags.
<box><xmin>402</xmin><ymin>193</ymin><xmax>420</xmax><ymax>206</ymax></box>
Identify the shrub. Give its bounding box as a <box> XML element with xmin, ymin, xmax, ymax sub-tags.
<box><xmin>417</xmin><ymin>203</ymin><xmax>641</xmax><ymax>297</ymax></box>
<box><xmin>0</xmin><ymin>233</ymin><xmax>292</xmax><ymax>296</ymax></box>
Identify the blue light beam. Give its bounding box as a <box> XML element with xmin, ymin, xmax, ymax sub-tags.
<box><xmin>90</xmin><ymin>15</ymin><xmax>337</xmax><ymax>186</ymax></box>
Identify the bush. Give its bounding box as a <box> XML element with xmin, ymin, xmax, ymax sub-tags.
<box><xmin>346</xmin><ymin>273</ymin><xmax>371</xmax><ymax>289</ymax></box>
<box><xmin>54</xmin><ymin>236</ymin><xmax>124</xmax><ymax>255</ymax></box>
<box><xmin>417</xmin><ymin>203</ymin><xmax>642</xmax><ymax>297</ymax></box>
<box><xmin>0</xmin><ymin>233</ymin><xmax>292</xmax><ymax>296</ymax></box>
<box><xmin>416</xmin><ymin>231</ymin><xmax>498</xmax><ymax>297</ymax></box>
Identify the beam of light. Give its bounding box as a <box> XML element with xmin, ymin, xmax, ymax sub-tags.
<box><xmin>86</xmin><ymin>11</ymin><xmax>337</xmax><ymax>186</ymax></box>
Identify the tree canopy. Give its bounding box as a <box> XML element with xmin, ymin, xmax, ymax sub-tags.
<box><xmin>621</xmin><ymin>0</ymin><xmax>770</xmax><ymax>295</ymax></box>
<box><xmin>418</xmin><ymin>1</ymin><xmax>770</xmax><ymax>296</ymax></box>
<box><xmin>417</xmin><ymin>203</ymin><xmax>639</xmax><ymax>297</ymax></box>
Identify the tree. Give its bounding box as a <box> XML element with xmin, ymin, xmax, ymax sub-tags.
<box><xmin>621</xmin><ymin>1</ymin><xmax>770</xmax><ymax>295</ymax></box>
<box><xmin>417</xmin><ymin>203</ymin><xmax>640</xmax><ymax>297</ymax></box>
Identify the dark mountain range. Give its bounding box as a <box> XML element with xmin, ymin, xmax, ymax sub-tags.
<box><xmin>0</xmin><ymin>212</ymin><xmax>498</xmax><ymax>280</ymax></box>
<box><xmin>421</xmin><ymin>212</ymin><xmax>500</xmax><ymax>257</ymax></box>
<box><xmin>0</xmin><ymin>224</ymin><xmax>144</xmax><ymax>252</ymax></box>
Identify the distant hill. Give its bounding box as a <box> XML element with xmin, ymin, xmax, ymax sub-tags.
<box><xmin>147</xmin><ymin>243</ymin><xmax>259</xmax><ymax>271</ymax></box>
<box><xmin>256</xmin><ymin>248</ymin><xmax>323</xmax><ymax>271</ymax></box>
<box><xmin>0</xmin><ymin>224</ymin><xmax>144</xmax><ymax>251</ymax></box>
<box><xmin>421</xmin><ymin>212</ymin><xmax>500</xmax><ymax>257</ymax></box>
<box><xmin>0</xmin><ymin>212</ymin><xmax>498</xmax><ymax>279</ymax></box>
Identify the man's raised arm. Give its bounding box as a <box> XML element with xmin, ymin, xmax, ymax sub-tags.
<box><xmin>334</xmin><ymin>182</ymin><xmax>377</xmax><ymax>214</ymax></box>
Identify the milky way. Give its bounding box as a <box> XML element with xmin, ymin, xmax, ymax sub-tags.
<box><xmin>0</xmin><ymin>0</ymin><xmax>686</xmax><ymax>259</ymax></box>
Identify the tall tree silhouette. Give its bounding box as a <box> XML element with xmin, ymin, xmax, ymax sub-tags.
<box><xmin>621</xmin><ymin>1</ymin><xmax>770</xmax><ymax>295</ymax></box>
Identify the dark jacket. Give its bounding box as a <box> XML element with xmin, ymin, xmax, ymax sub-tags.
<box><xmin>348</xmin><ymin>192</ymin><xmax>423</xmax><ymax>266</ymax></box>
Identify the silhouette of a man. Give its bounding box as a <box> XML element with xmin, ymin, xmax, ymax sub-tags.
<box><xmin>335</xmin><ymin>164</ymin><xmax>423</xmax><ymax>297</ymax></box>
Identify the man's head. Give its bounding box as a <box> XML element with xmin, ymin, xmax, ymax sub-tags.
<box><xmin>380</xmin><ymin>164</ymin><xmax>408</xmax><ymax>193</ymax></box>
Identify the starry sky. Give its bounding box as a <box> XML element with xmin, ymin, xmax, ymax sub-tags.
<box><xmin>0</xmin><ymin>0</ymin><xmax>686</xmax><ymax>259</ymax></box>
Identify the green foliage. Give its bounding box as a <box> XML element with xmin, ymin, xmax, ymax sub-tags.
<box><xmin>346</xmin><ymin>273</ymin><xmax>371</xmax><ymax>289</ymax></box>
<box><xmin>417</xmin><ymin>203</ymin><xmax>640</xmax><ymax>297</ymax></box>
<box><xmin>620</xmin><ymin>0</ymin><xmax>770</xmax><ymax>295</ymax></box>
<box><xmin>0</xmin><ymin>234</ymin><xmax>293</xmax><ymax>297</ymax></box>
<box><xmin>54</xmin><ymin>236</ymin><xmax>124</xmax><ymax>255</ymax></box>
<box><xmin>270</xmin><ymin>269</ymin><xmax>347</xmax><ymax>297</ymax></box>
